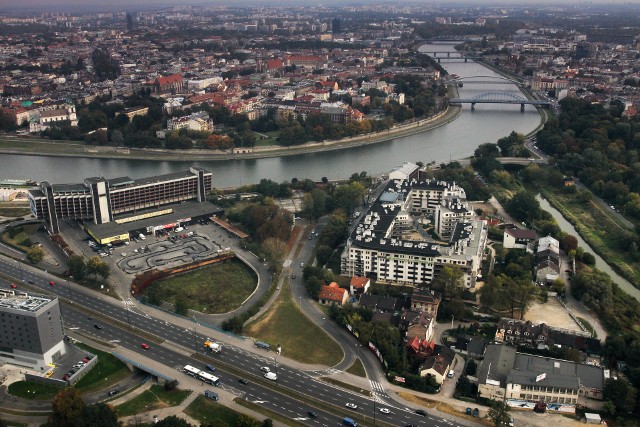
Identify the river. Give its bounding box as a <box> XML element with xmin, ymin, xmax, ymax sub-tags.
<box><xmin>537</xmin><ymin>195</ymin><xmax>640</xmax><ymax>301</ymax></box>
<box><xmin>0</xmin><ymin>43</ymin><xmax>541</xmax><ymax>188</ymax></box>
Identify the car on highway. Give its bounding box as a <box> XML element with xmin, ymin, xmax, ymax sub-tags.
<box><xmin>415</xmin><ymin>409</ymin><xmax>427</xmax><ymax>416</ymax></box>
<box><xmin>206</xmin><ymin>364</ymin><xmax>216</xmax><ymax>372</ymax></box>
<box><xmin>379</xmin><ymin>408</ymin><xmax>390</xmax><ymax>414</ymax></box>
<box><xmin>94</xmin><ymin>324</ymin><xmax>103</xmax><ymax>329</ymax></box>
<box><xmin>345</xmin><ymin>402</ymin><xmax>358</xmax><ymax>410</ymax></box>
<box><xmin>108</xmin><ymin>389</ymin><xmax>120</xmax><ymax>397</ymax></box>
<box><xmin>307</xmin><ymin>411</ymin><xmax>317</xmax><ymax>418</ymax></box>
<box><xmin>10</xmin><ymin>283</ymin><xmax>16</xmax><ymax>289</ymax></box>
<box><xmin>49</xmin><ymin>281</ymin><xmax>55</xmax><ymax>286</ymax></box>
<box><xmin>238</xmin><ymin>378</ymin><xmax>249</xmax><ymax>385</ymax></box>
<box><xmin>264</xmin><ymin>372</ymin><xmax>277</xmax><ymax>381</ymax></box>
<box><xmin>260</xmin><ymin>366</ymin><xmax>270</xmax><ymax>373</ymax></box>
<box><xmin>141</xmin><ymin>343</ymin><xmax>150</xmax><ymax>349</ymax></box>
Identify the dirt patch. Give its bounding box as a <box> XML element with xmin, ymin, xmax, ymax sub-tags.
<box><xmin>397</xmin><ymin>392</ymin><xmax>492</xmax><ymax>425</ymax></box>
<box><xmin>524</xmin><ymin>299</ymin><xmax>582</xmax><ymax>333</ymax></box>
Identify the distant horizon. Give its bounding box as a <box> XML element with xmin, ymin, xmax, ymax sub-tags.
<box><xmin>1</xmin><ymin>0</ymin><xmax>640</xmax><ymax>14</ymax></box>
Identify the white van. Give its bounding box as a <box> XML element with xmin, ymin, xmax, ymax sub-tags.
<box><xmin>264</xmin><ymin>372</ymin><xmax>277</xmax><ymax>381</ymax></box>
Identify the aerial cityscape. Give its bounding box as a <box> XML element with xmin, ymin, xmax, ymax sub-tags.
<box><xmin>0</xmin><ymin>1</ymin><xmax>639</xmax><ymax>427</ymax></box>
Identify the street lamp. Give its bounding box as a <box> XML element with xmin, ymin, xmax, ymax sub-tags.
<box><xmin>273</xmin><ymin>355</ymin><xmax>278</xmax><ymax>385</ymax></box>
<box><xmin>451</xmin><ymin>315</ymin><xmax>454</xmax><ymax>330</ymax></box>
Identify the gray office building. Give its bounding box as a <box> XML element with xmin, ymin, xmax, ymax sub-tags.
<box><xmin>0</xmin><ymin>290</ymin><xmax>65</xmax><ymax>371</ymax></box>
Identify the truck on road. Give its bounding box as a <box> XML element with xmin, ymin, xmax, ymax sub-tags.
<box><xmin>203</xmin><ymin>340</ymin><xmax>222</xmax><ymax>353</ymax></box>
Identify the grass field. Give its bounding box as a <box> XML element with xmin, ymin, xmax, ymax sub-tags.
<box><xmin>244</xmin><ymin>281</ymin><xmax>343</xmax><ymax>366</ymax></box>
<box><xmin>254</xmin><ymin>130</ymin><xmax>280</xmax><ymax>147</ymax></box>
<box><xmin>116</xmin><ymin>385</ymin><xmax>191</xmax><ymax>417</ymax></box>
<box><xmin>345</xmin><ymin>358</ymin><xmax>367</xmax><ymax>378</ymax></box>
<box><xmin>543</xmin><ymin>188</ymin><xmax>640</xmax><ymax>288</ymax></box>
<box><xmin>185</xmin><ymin>395</ymin><xmax>263</xmax><ymax>426</ymax></box>
<box><xmin>7</xmin><ymin>381</ymin><xmax>63</xmax><ymax>400</ymax></box>
<box><xmin>73</xmin><ymin>343</ymin><xmax>131</xmax><ymax>394</ymax></box>
<box><xmin>1</xmin><ymin>224</ymin><xmax>39</xmax><ymax>252</ymax></box>
<box><xmin>148</xmin><ymin>258</ymin><xmax>257</xmax><ymax>313</ymax></box>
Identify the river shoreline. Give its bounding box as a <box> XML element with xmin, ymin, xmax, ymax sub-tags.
<box><xmin>0</xmin><ymin>102</ymin><xmax>463</xmax><ymax>162</ymax></box>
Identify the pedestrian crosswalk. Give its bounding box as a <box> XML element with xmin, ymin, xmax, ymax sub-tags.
<box><xmin>370</xmin><ymin>379</ymin><xmax>385</xmax><ymax>394</ymax></box>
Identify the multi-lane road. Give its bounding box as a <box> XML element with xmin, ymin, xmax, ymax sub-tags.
<box><xmin>0</xmin><ymin>248</ymin><xmax>467</xmax><ymax>427</ymax></box>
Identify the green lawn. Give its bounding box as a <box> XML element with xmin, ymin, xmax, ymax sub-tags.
<box><xmin>73</xmin><ymin>343</ymin><xmax>130</xmax><ymax>394</ymax></box>
<box><xmin>1</xmin><ymin>224</ymin><xmax>39</xmax><ymax>252</ymax></box>
<box><xmin>244</xmin><ymin>281</ymin><xmax>343</xmax><ymax>366</ymax></box>
<box><xmin>146</xmin><ymin>258</ymin><xmax>257</xmax><ymax>314</ymax></box>
<box><xmin>185</xmin><ymin>395</ymin><xmax>253</xmax><ymax>426</ymax></box>
<box><xmin>253</xmin><ymin>130</ymin><xmax>280</xmax><ymax>147</ymax></box>
<box><xmin>7</xmin><ymin>381</ymin><xmax>63</xmax><ymax>400</ymax></box>
<box><xmin>345</xmin><ymin>358</ymin><xmax>367</xmax><ymax>378</ymax></box>
<box><xmin>116</xmin><ymin>385</ymin><xmax>191</xmax><ymax>417</ymax></box>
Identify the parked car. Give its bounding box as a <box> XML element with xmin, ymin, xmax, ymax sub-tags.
<box><xmin>10</xmin><ymin>283</ymin><xmax>16</xmax><ymax>289</ymax></box>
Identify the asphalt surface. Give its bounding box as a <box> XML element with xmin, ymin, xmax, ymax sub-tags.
<box><xmin>0</xmin><ymin>254</ymin><xmax>468</xmax><ymax>427</ymax></box>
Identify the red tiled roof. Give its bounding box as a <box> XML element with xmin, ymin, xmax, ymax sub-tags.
<box><xmin>155</xmin><ymin>74</ymin><xmax>183</xmax><ymax>85</ymax></box>
<box><xmin>350</xmin><ymin>276</ymin><xmax>369</xmax><ymax>289</ymax></box>
<box><xmin>318</xmin><ymin>282</ymin><xmax>347</xmax><ymax>302</ymax></box>
<box><xmin>266</xmin><ymin>59</ymin><xmax>284</xmax><ymax>69</ymax></box>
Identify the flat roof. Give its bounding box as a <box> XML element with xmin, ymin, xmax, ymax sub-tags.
<box><xmin>0</xmin><ymin>290</ymin><xmax>53</xmax><ymax>313</ymax></box>
<box><xmin>85</xmin><ymin>201</ymin><xmax>223</xmax><ymax>240</ymax></box>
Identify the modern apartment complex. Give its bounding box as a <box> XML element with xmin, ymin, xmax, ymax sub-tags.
<box><xmin>341</xmin><ymin>175</ymin><xmax>487</xmax><ymax>288</ymax></box>
<box><xmin>29</xmin><ymin>167</ymin><xmax>212</xmax><ymax>233</ymax></box>
<box><xmin>0</xmin><ymin>290</ymin><xmax>65</xmax><ymax>371</ymax></box>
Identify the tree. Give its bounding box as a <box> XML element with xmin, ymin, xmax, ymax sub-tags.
<box><xmin>466</xmin><ymin>359</ymin><xmax>477</xmax><ymax>376</ymax></box>
<box><xmin>75</xmin><ymin>403</ymin><xmax>118</xmax><ymax>427</ymax></box>
<box><xmin>111</xmin><ymin>130</ymin><xmax>124</xmax><ymax>146</ymax></box>
<box><xmin>86</xmin><ymin>256</ymin><xmax>109</xmax><ymax>281</ymax></box>
<box><xmin>487</xmin><ymin>400</ymin><xmax>511</xmax><ymax>427</ymax></box>
<box><xmin>155</xmin><ymin>416</ymin><xmax>193</xmax><ymax>427</ymax></box>
<box><xmin>262</xmin><ymin>237</ymin><xmax>287</xmax><ymax>273</ymax></box>
<box><xmin>561</xmin><ymin>234</ymin><xmax>578</xmax><ymax>253</ymax></box>
<box><xmin>432</xmin><ymin>266</ymin><xmax>464</xmax><ymax>299</ymax></box>
<box><xmin>27</xmin><ymin>246</ymin><xmax>45</xmax><ymax>264</ymax></box>
<box><xmin>237</xmin><ymin>414</ymin><xmax>261</xmax><ymax>427</ymax></box>
<box><xmin>68</xmin><ymin>255</ymin><xmax>87</xmax><ymax>281</ymax></box>
<box><xmin>604</xmin><ymin>378</ymin><xmax>637</xmax><ymax>413</ymax></box>
<box><xmin>571</xmin><ymin>269</ymin><xmax>613</xmax><ymax>313</ymax></box>
<box><xmin>474</xmin><ymin>143</ymin><xmax>500</xmax><ymax>157</ymax></box>
<box><xmin>51</xmin><ymin>388</ymin><xmax>85</xmax><ymax>427</ymax></box>
<box><xmin>506</xmin><ymin>191</ymin><xmax>542</xmax><ymax>224</ymax></box>
<box><xmin>174</xmin><ymin>294</ymin><xmax>189</xmax><ymax>316</ymax></box>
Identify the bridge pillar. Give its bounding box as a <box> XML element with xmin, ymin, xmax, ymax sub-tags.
<box><xmin>438</xmin><ymin>58</ymin><xmax>440</xmax><ymax>63</ymax></box>
<box><xmin>464</xmin><ymin>58</ymin><xmax>468</xmax><ymax>63</ymax></box>
<box><xmin>447</xmin><ymin>52</ymin><xmax>450</xmax><ymax>57</ymax></box>
<box><xmin>471</xmin><ymin>103</ymin><xmax>475</xmax><ymax>111</ymax></box>
<box><xmin>520</xmin><ymin>103</ymin><xmax>525</xmax><ymax>112</ymax></box>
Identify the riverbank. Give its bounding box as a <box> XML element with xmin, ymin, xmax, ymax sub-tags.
<box><xmin>0</xmin><ymin>100</ymin><xmax>462</xmax><ymax>162</ymax></box>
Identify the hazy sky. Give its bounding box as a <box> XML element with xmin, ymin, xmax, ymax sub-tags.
<box><xmin>4</xmin><ymin>0</ymin><xmax>640</xmax><ymax>7</ymax></box>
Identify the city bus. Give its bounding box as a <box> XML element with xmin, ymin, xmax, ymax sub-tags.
<box><xmin>184</xmin><ymin>365</ymin><xmax>200</xmax><ymax>377</ymax></box>
<box><xmin>198</xmin><ymin>371</ymin><xmax>221</xmax><ymax>386</ymax></box>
